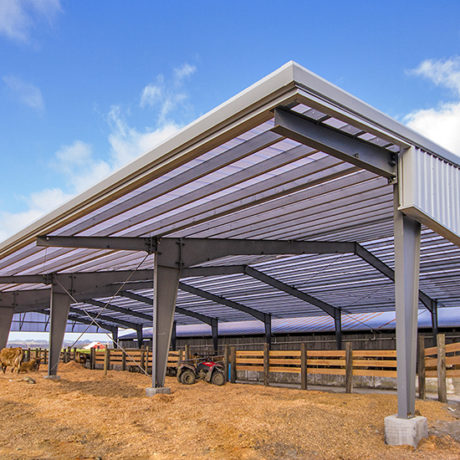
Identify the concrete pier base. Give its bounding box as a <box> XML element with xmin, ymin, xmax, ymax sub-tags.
<box><xmin>145</xmin><ymin>387</ymin><xmax>171</xmax><ymax>397</ymax></box>
<box><xmin>384</xmin><ymin>415</ymin><xmax>428</xmax><ymax>447</ymax></box>
<box><xmin>44</xmin><ymin>375</ymin><xmax>61</xmax><ymax>381</ymax></box>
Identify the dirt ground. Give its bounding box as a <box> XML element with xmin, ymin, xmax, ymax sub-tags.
<box><xmin>0</xmin><ymin>362</ymin><xmax>459</xmax><ymax>460</ymax></box>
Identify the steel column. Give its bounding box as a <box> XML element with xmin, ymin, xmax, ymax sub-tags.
<box><xmin>112</xmin><ymin>327</ymin><xmax>119</xmax><ymax>348</ymax></box>
<box><xmin>48</xmin><ymin>287</ymin><xmax>71</xmax><ymax>377</ymax></box>
<box><xmin>151</xmin><ymin>256</ymin><xmax>180</xmax><ymax>389</ymax></box>
<box><xmin>431</xmin><ymin>301</ymin><xmax>439</xmax><ymax>346</ymax></box>
<box><xmin>171</xmin><ymin>321</ymin><xmax>177</xmax><ymax>351</ymax></box>
<box><xmin>394</xmin><ymin>187</ymin><xmax>422</xmax><ymax>419</ymax></box>
<box><xmin>136</xmin><ymin>326</ymin><xmax>144</xmax><ymax>348</ymax></box>
<box><xmin>211</xmin><ymin>318</ymin><xmax>218</xmax><ymax>353</ymax></box>
<box><xmin>0</xmin><ymin>307</ymin><xmax>14</xmax><ymax>349</ymax></box>
<box><xmin>264</xmin><ymin>313</ymin><xmax>272</xmax><ymax>348</ymax></box>
<box><xmin>334</xmin><ymin>310</ymin><xmax>342</xmax><ymax>350</ymax></box>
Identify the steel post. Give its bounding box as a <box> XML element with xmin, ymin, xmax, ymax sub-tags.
<box><xmin>334</xmin><ymin>311</ymin><xmax>342</xmax><ymax>350</ymax></box>
<box><xmin>171</xmin><ymin>321</ymin><xmax>177</xmax><ymax>351</ymax></box>
<box><xmin>112</xmin><ymin>327</ymin><xmax>118</xmax><ymax>348</ymax></box>
<box><xmin>431</xmin><ymin>302</ymin><xmax>439</xmax><ymax>347</ymax></box>
<box><xmin>211</xmin><ymin>318</ymin><xmax>218</xmax><ymax>354</ymax></box>
<box><xmin>264</xmin><ymin>314</ymin><xmax>272</xmax><ymax>348</ymax></box>
<box><xmin>151</xmin><ymin>256</ymin><xmax>180</xmax><ymax>389</ymax></box>
<box><xmin>47</xmin><ymin>287</ymin><xmax>70</xmax><ymax>377</ymax></box>
<box><xmin>136</xmin><ymin>326</ymin><xmax>143</xmax><ymax>348</ymax></box>
<box><xmin>0</xmin><ymin>307</ymin><xmax>14</xmax><ymax>349</ymax></box>
<box><xmin>394</xmin><ymin>187</ymin><xmax>421</xmax><ymax>419</ymax></box>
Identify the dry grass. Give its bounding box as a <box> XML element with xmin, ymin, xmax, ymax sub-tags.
<box><xmin>0</xmin><ymin>363</ymin><xmax>458</xmax><ymax>459</ymax></box>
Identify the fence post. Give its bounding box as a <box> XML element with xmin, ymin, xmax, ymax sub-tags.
<box><xmin>179</xmin><ymin>349</ymin><xmax>184</xmax><ymax>365</ymax></box>
<box><xmin>73</xmin><ymin>347</ymin><xmax>77</xmax><ymax>362</ymax></box>
<box><xmin>437</xmin><ymin>333</ymin><xmax>447</xmax><ymax>403</ymax></box>
<box><xmin>44</xmin><ymin>349</ymin><xmax>48</xmax><ymax>365</ymax></box>
<box><xmin>104</xmin><ymin>347</ymin><xmax>110</xmax><ymax>375</ymax></box>
<box><xmin>185</xmin><ymin>344</ymin><xmax>190</xmax><ymax>361</ymax></box>
<box><xmin>35</xmin><ymin>348</ymin><xmax>39</xmax><ymax>359</ymax></box>
<box><xmin>224</xmin><ymin>345</ymin><xmax>229</xmax><ymax>383</ymax></box>
<box><xmin>145</xmin><ymin>346</ymin><xmax>150</xmax><ymax>374</ymax></box>
<box><xmin>122</xmin><ymin>349</ymin><xmax>127</xmax><ymax>371</ymax></box>
<box><xmin>230</xmin><ymin>346</ymin><xmax>236</xmax><ymax>383</ymax></box>
<box><xmin>418</xmin><ymin>336</ymin><xmax>426</xmax><ymax>400</ymax></box>
<box><xmin>90</xmin><ymin>347</ymin><xmax>95</xmax><ymax>370</ymax></box>
<box><xmin>300</xmin><ymin>343</ymin><xmax>307</xmax><ymax>390</ymax></box>
<box><xmin>141</xmin><ymin>347</ymin><xmax>146</xmax><ymax>371</ymax></box>
<box><xmin>263</xmin><ymin>343</ymin><xmax>270</xmax><ymax>386</ymax></box>
<box><xmin>345</xmin><ymin>342</ymin><xmax>353</xmax><ymax>393</ymax></box>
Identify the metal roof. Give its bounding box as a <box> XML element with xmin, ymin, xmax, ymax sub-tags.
<box><xmin>0</xmin><ymin>61</ymin><xmax>459</xmax><ymax>335</ymax></box>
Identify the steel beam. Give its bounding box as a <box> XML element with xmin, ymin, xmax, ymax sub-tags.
<box><xmin>37</xmin><ymin>236</ymin><xmax>156</xmax><ymax>253</ymax></box>
<box><xmin>244</xmin><ymin>266</ymin><xmax>339</xmax><ymax>319</ymax></box>
<box><xmin>69</xmin><ymin>306</ymin><xmax>140</xmax><ymax>330</ymax></box>
<box><xmin>48</xmin><ymin>287</ymin><xmax>71</xmax><ymax>377</ymax></box>
<box><xmin>0</xmin><ymin>307</ymin><xmax>14</xmax><ymax>349</ymax></box>
<box><xmin>178</xmin><ymin>282</ymin><xmax>266</xmax><ymax>322</ymax></box>
<box><xmin>112</xmin><ymin>327</ymin><xmax>119</xmax><ymax>348</ymax></box>
<box><xmin>354</xmin><ymin>243</ymin><xmax>434</xmax><ymax>312</ymax></box>
<box><xmin>119</xmin><ymin>291</ymin><xmax>215</xmax><ymax>326</ymax></box>
<box><xmin>272</xmin><ymin>107</ymin><xmax>396</xmax><ymax>178</ymax></box>
<box><xmin>394</xmin><ymin>187</ymin><xmax>421</xmax><ymax>419</ymax></box>
<box><xmin>35</xmin><ymin>236</ymin><xmax>355</xmax><ymax>269</ymax></box>
<box><xmin>65</xmin><ymin>313</ymin><xmax>116</xmax><ymax>333</ymax></box>
<box><xmin>84</xmin><ymin>298</ymin><xmax>152</xmax><ymax>322</ymax></box>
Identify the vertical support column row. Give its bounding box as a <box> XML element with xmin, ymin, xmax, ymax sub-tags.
<box><xmin>394</xmin><ymin>187</ymin><xmax>421</xmax><ymax>419</ymax></box>
<box><xmin>264</xmin><ymin>313</ymin><xmax>272</xmax><ymax>349</ymax></box>
<box><xmin>0</xmin><ymin>307</ymin><xmax>14</xmax><ymax>350</ymax></box>
<box><xmin>211</xmin><ymin>318</ymin><xmax>218</xmax><ymax>354</ymax></box>
<box><xmin>47</xmin><ymin>287</ymin><xmax>71</xmax><ymax>378</ymax></box>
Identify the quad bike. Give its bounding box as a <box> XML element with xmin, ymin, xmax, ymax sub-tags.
<box><xmin>177</xmin><ymin>358</ymin><xmax>226</xmax><ymax>386</ymax></box>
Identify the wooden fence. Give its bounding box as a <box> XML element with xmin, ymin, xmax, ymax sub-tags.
<box><xmin>23</xmin><ymin>334</ymin><xmax>458</xmax><ymax>401</ymax></box>
<box><xmin>229</xmin><ymin>342</ymin><xmax>397</xmax><ymax>393</ymax></box>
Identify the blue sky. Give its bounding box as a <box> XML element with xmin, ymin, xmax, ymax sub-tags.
<box><xmin>1</xmin><ymin>0</ymin><xmax>460</xmax><ymax>242</ymax></box>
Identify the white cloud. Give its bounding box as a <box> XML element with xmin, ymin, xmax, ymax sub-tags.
<box><xmin>0</xmin><ymin>0</ymin><xmax>61</xmax><ymax>43</ymax></box>
<box><xmin>406</xmin><ymin>57</ymin><xmax>460</xmax><ymax>157</ymax></box>
<box><xmin>405</xmin><ymin>102</ymin><xmax>460</xmax><ymax>155</ymax></box>
<box><xmin>108</xmin><ymin>105</ymin><xmax>180</xmax><ymax>166</ymax></box>
<box><xmin>3</xmin><ymin>75</ymin><xmax>44</xmax><ymax>111</ymax></box>
<box><xmin>410</xmin><ymin>57</ymin><xmax>460</xmax><ymax>97</ymax></box>
<box><xmin>0</xmin><ymin>188</ymin><xmax>71</xmax><ymax>242</ymax></box>
<box><xmin>139</xmin><ymin>63</ymin><xmax>195</xmax><ymax>122</ymax></box>
<box><xmin>174</xmin><ymin>63</ymin><xmax>196</xmax><ymax>81</ymax></box>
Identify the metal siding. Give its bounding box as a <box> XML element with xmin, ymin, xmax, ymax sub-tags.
<box><xmin>400</xmin><ymin>147</ymin><xmax>460</xmax><ymax>245</ymax></box>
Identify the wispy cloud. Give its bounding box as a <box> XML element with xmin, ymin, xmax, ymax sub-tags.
<box><xmin>140</xmin><ymin>63</ymin><xmax>196</xmax><ymax>123</ymax></box>
<box><xmin>0</xmin><ymin>63</ymin><xmax>196</xmax><ymax>242</ymax></box>
<box><xmin>0</xmin><ymin>0</ymin><xmax>61</xmax><ymax>43</ymax></box>
<box><xmin>3</xmin><ymin>75</ymin><xmax>44</xmax><ymax>111</ymax></box>
<box><xmin>405</xmin><ymin>57</ymin><xmax>460</xmax><ymax>156</ymax></box>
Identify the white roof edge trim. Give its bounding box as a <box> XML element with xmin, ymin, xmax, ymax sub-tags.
<box><xmin>290</xmin><ymin>62</ymin><xmax>460</xmax><ymax>166</ymax></box>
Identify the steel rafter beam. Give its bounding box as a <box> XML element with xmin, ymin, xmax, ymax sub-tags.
<box><xmin>244</xmin><ymin>266</ymin><xmax>339</xmax><ymax>319</ymax></box>
<box><xmin>36</xmin><ymin>236</ymin><xmax>355</xmax><ymax>269</ymax></box>
<box><xmin>179</xmin><ymin>281</ymin><xmax>268</xmax><ymax>323</ymax></box>
<box><xmin>83</xmin><ymin>298</ymin><xmax>153</xmax><ymax>322</ymax></box>
<box><xmin>354</xmin><ymin>243</ymin><xmax>435</xmax><ymax>312</ymax></box>
<box><xmin>65</xmin><ymin>313</ymin><xmax>116</xmax><ymax>333</ymax></box>
<box><xmin>272</xmin><ymin>107</ymin><xmax>397</xmax><ymax>178</ymax></box>
<box><xmin>68</xmin><ymin>307</ymin><xmax>140</xmax><ymax>330</ymax></box>
<box><xmin>119</xmin><ymin>291</ymin><xmax>216</xmax><ymax>326</ymax></box>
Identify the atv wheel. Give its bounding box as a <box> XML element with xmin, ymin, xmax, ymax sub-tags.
<box><xmin>211</xmin><ymin>370</ymin><xmax>225</xmax><ymax>386</ymax></box>
<box><xmin>180</xmin><ymin>369</ymin><xmax>196</xmax><ymax>385</ymax></box>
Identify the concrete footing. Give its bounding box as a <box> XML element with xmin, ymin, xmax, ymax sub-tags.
<box><xmin>44</xmin><ymin>375</ymin><xmax>61</xmax><ymax>380</ymax></box>
<box><xmin>384</xmin><ymin>415</ymin><xmax>428</xmax><ymax>447</ymax></box>
<box><xmin>145</xmin><ymin>386</ymin><xmax>171</xmax><ymax>397</ymax></box>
